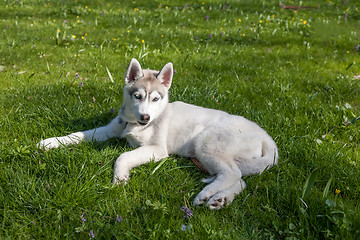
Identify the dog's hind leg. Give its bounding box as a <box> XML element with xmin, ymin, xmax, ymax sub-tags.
<box><xmin>192</xmin><ymin>126</ymin><xmax>250</xmax><ymax>209</ymax></box>
<box><xmin>206</xmin><ymin>179</ymin><xmax>246</xmax><ymax>210</ymax></box>
<box><xmin>192</xmin><ymin>166</ymin><xmax>243</xmax><ymax>207</ymax></box>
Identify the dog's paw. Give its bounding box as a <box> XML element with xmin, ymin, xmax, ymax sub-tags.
<box><xmin>113</xmin><ymin>175</ymin><xmax>129</xmax><ymax>185</ymax></box>
<box><xmin>112</xmin><ymin>169</ymin><xmax>130</xmax><ymax>185</ymax></box>
<box><xmin>207</xmin><ymin>195</ymin><xmax>228</xmax><ymax>210</ymax></box>
<box><xmin>37</xmin><ymin>138</ymin><xmax>61</xmax><ymax>150</ymax></box>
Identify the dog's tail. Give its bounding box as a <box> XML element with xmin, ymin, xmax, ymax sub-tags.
<box><xmin>238</xmin><ymin>138</ymin><xmax>278</xmax><ymax>176</ymax></box>
<box><xmin>261</xmin><ymin>139</ymin><xmax>279</xmax><ymax>166</ymax></box>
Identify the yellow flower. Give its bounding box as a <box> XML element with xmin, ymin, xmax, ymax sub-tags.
<box><xmin>142</xmin><ymin>39</ymin><xmax>145</xmax><ymax>44</ymax></box>
<box><xmin>202</xmin><ymin>1</ymin><xmax>205</xmax><ymax>5</ymax></box>
<box><xmin>127</xmin><ymin>30</ymin><xmax>130</xmax><ymax>33</ymax></box>
<box><xmin>259</xmin><ymin>20</ymin><xmax>263</xmax><ymax>23</ymax></box>
<box><xmin>161</xmin><ymin>34</ymin><xmax>164</xmax><ymax>38</ymax></box>
<box><xmin>53</xmin><ymin>19</ymin><xmax>56</xmax><ymax>23</ymax></box>
<box><xmin>58</xmin><ymin>29</ymin><xmax>61</xmax><ymax>33</ymax></box>
<box><xmin>335</xmin><ymin>189</ymin><xmax>341</xmax><ymax>194</ymax></box>
<box><xmin>346</xmin><ymin>8</ymin><xmax>349</xmax><ymax>12</ymax></box>
<box><xmin>72</xmin><ymin>35</ymin><xmax>76</xmax><ymax>38</ymax></box>
<box><xmin>271</xmin><ymin>15</ymin><xmax>275</xmax><ymax>18</ymax></box>
<box><xmin>113</xmin><ymin>38</ymin><xmax>117</xmax><ymax>41</ymax></box>
<box><xmin>238</xmin><ymin>19</ymin><xmax>242</xmax><ymax>22</ymax></box>
<box><xmin>81</xmin><ymin>36</ymin><xmax>84</xmax><ymax>39</ymax></box>
<box><xmin>303</xmin><ymin>20</ymin><xmax>307</xmax><ymax>24</ymax></box>
<box><xmin>347</xmin><ymin>51</ymin><xmax>349</xmax><ymax>54</ymax></box>
<box><xmin>220</xmin><ymin>27</ymin><xmax>223</xmax><ymax>30</ymax></box>
<box><xmin>85</xmin><ymin>33</ymin><xmax>87</xmax><ymax>36</ymax></box>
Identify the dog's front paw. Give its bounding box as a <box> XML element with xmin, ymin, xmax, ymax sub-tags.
<box><xmin>113</xmin><ymin>174</ymin><xmax>129</xmax><ymax>185</ymax></box>
<box><xmin>37</xmin><ymin>138</ymin><xmax>61</xmax><ymax>150</ymax></box>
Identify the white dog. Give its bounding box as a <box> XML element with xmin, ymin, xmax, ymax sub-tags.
<box><xmin>38</xmin><ymin>59</ymin><xmax>278</xmax><ymax>209</ymax></box>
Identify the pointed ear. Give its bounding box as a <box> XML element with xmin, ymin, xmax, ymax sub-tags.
<box><xmin>157</xmin><ymin>62</ymin><xmax>173</xmax><ymax>89</ymax></box>
<box><xmin>124</xmin><ymin>58</ymin><xmax>143</xmax><ymax>85</ymax></box>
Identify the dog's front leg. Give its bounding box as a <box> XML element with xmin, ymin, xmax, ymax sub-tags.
<box><xmin>38</xmin><ymin>115</ymin><xmax>125</xmax><ymax>150</ymax></box>
<box><xmin>113</xmin><ymin>145</ymin><xmax>168</xmax><ymax>184</ymax></box>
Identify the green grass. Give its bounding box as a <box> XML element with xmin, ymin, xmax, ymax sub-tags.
<box><xmin>1</xmin><ymin>0</ymin><xmax>360</xmax><ymax>239</ymax></box>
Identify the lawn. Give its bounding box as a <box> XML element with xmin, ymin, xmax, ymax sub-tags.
<box><xmin>1</xmin><ymin>0</ymin><xmax>360</xmax><ymax>239</ymax></box>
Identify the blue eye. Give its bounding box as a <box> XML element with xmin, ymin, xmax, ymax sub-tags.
<box><xmin>134</xmin><ymin>94</ymin><xmax>141</xmax><ymax>100</ymax></box>
<box><xmin>153</xmin><ymin>97</ymin><xmax>160</xmax><ymax>102</ymax></box>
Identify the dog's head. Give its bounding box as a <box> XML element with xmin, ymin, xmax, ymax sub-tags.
<box><xmin>120</xmin><ymin>58</ymin><xmax>173</xmax><ymax>126</ymax></box>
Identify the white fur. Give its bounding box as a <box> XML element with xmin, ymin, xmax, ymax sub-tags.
<box><xmin>38</xmin><ymin>58</ymin><xmax>278</xmax><ymax>209</ymax></box>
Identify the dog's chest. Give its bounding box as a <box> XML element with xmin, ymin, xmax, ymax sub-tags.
<box><xmin>121</xmin><ymin>124</ymin><xmax>154</xmax><ymax>147</ymax></box>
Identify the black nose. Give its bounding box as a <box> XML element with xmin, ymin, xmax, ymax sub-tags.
<box><xmin>140</xmin><ymin>114</ymin><xmax>150</xmax><ymax>122</ymax></box>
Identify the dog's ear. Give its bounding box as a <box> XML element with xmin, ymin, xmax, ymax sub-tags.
<box><xmin>124</xmin><ymin>58</ymin><xmax>143</xmax><ymax>85</ymax></box>
<box><xmin>157</xmin><ymin>62</ymin><xmax>173</xmax><ymax>89</ymax></box>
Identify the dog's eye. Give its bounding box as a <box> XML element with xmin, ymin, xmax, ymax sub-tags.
<box><xmin>153</xmin><ymin>97</ymin><xmax>160</xmax><ymax>102</ymax></box>
<box><xmin>134</xmin><ymin>94</ymin><xmax>142</xmax><ymax>100</ymax></box>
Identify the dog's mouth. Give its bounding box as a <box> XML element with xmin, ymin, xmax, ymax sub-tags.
<box><xmin>137</xmin><ymin>121</ymin><xmax>148</xmax><ymax>126</ymax></box>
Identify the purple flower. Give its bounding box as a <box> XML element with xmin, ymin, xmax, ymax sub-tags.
<box><xmin>116</xmin><ymin>215</ymin><xmax>123</xmax><ymax>223</ymax></box>
<box><xmin>75</xmin><ymin>72</ymin><xmax>80</xmax><ymax>78</ymax></box>
<box><xmin>344</xmin><ymin>13</ymin><xmax>348</xmax><ymax>21</ymax></box>
<box><xmin>180</xmin><ymin>207</ymin><xmax>193</xmax><ymax>219</ymax></box>
<box><xmin>204</xmin><ymin>15</ymin><xmax>209</xmax><ymax>20</ymax></box>
<box><xmin>110</xmin><ymin>108</ymin><xmax>115</xmax><ymax>113</ymax></box>
<box><xmin>209</xmin><ymin>33</ymin><xmax>213</xmax><ymax>39</ymax></box>
<box><xmin>194</xmin><ymin>36</ymin><xmax>198</xmax><ymax>40</ymax></box>
<box><xmin>5</xmin><ymin>25</ymin><xmax>8</xmax><ymax>28</ymax></box>
<box><xmin>80</xmin><ymin>213</ymin><xmax>86</xmax><ymax>222</ymax></box>
<box><xmin>267</xmin><ymin>48</ymin><xmax>270</xmax><ymax>53</ymax></box>
<box><xmin>64</xmin><ymin>20</ymin><xmax>67</xmax><ymax>23</ymax></box>
<box><xmin>174</xmin><ymin>70</ymin><xmax>177</xmax><ymax>74</ymax></box>
<box><xmin>89</xmin><ymin>230</ymin><xmax>95</xmax><ymax>238</ymax></box>
<box><xmin>355</xmin><ymin>44</ymin><xmax>359</xmax><ymax>51</ymax></box>
<box><xmin>79</xmin><ymin>82</ymin><xmax>83</xmax><ymax>87</ymax></box>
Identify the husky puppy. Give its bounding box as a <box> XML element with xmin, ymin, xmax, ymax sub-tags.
<box><xmin>38</xmin><ymin>59</ymin><xmax>278</xmax><ymax>209</ymax></box>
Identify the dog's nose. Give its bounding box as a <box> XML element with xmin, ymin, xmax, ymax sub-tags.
<box><xmin>140</xmin><ymin>114</ymin><xmax>150</xmax><ymax>122</ymax></box>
